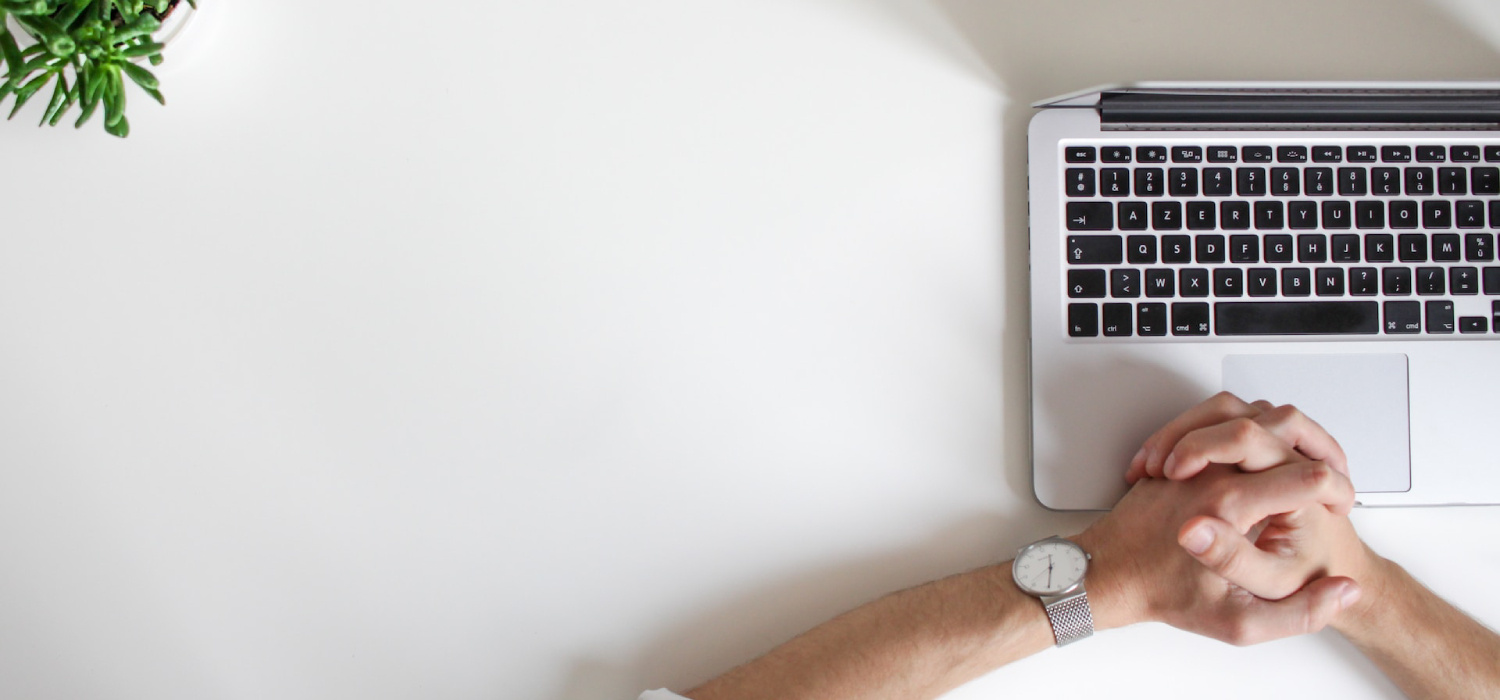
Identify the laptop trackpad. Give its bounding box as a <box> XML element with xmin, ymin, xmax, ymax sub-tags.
<box><xmin>1222</xmin><ymin>354</ymin><xmax>1410</xmax><ymax>493</ymax></box>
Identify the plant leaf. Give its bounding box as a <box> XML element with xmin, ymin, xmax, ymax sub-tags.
<box><xmin>0</xmin><ymin>30</ymin><xmax>23</xmax><ymax>82</ymax></box>
<box><xmin>7</xmin><ymin>70</ymin><xmax>44</xmax><ymax>119</ymax></box>
<box><xmin>112</xmin><ymin>15</ymin><xmax>159</xmax><ymax>43</ymax></box>
<box><xmin>48</xmin><ymin>73</ymin><xmax>77</xmax><ymax>125</ymax></box>
<box><xmin>119</xmin><ymin>40</ymin><xmax>162</xmax><ymax>58</ymax></box>
<box><xmin>38</xmin><ymin>68</ymin><xmax>64</xmax><ymax>125</ymax></box>
<box><xmin>104</xmin><ymin>112</ymin><xmax>127</xmax><ymax>137</ymax></box>
<box><xmin>118</xmin><ymin>59</ymin><xmax>155</xmax><ymax>90</ymax></box>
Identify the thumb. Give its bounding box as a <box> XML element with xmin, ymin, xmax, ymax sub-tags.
<box><xmin>1225</xmin><ymin>576</ymin><xmax>1362</xmax><ymax>646</ymax></box>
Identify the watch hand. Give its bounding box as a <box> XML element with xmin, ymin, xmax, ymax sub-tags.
<box><xmin>1047</xmin><ymin>556</ymin><xmax>1053</xmax><ymax>587</ymax></box>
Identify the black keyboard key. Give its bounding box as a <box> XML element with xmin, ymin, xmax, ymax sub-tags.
<box><xmin>1321</xmin><ymin>201</ymin><xmax>1351</xmax><ymax>229</ymax></box>
<box><xmin>1460</xmin><ymin>316</ymin><xmax>1488</xmax><ymax>334</ymax></box>
<box><xmin>1153</xmin><ymin>201</ymin><xmax>1182</xmax><ymax>230</ymax></box>
<box><xmin>1067</xmin><ymin>269</ymin><xmax>1107</xmax><ymax>297</ymax></box>
<box><xmin>1135</xmin><ymin>168</ymin><xmax>1164</xmax><ymax>196</ymax></box>
<box><xmin>1187</xmin><ymin>201</ymin><xmax>1216</xmax><ymax>230</ymax></box>
<box><xmin>1433</xmin><ymin>233</ymin><xmax>1461</xmax><ymax>262</ymax></box>
<box><xmin>1101</xmin><ymin>146</ymin><xmax>1131</xmax><ymax>163</ymax></box>
<box><xmin>1383</xmin><ymin>266</ymin><xmax>1412</xmax><ymax>295</ymax></box>
<box><xmin>1467</xmin><ymin>233</ymin><xmax>1494</xmax><ymax>262</ymax></box>
<box><xmin>1255</xmin><ymin>201</ymin><xmax>1284</xmax><ymax>229</ymax></box>
<box><xmin>1207</xmin><ymin>146</ymin><xmax>1238</xmax><ymax>163</ymax></box>
<box><xmin>1347</xmin><ymin>145</ymin><xmax>1378</xmax><ymax>162</ymax></box>
<box><xmin>1230</xmin><ymin>234</ymin><xmax>1259</xmax><ymax>263</ymax></box>
<box><xmin>1416</xmin><ymin>145</ymin><xmax>1446</xmax><ymax>162</ymax></box>
<box><xmin>1118</xmin><ymin>201</ymin><xmax>1148</xmax><ymax>230</ymax></box>
<box><xmin>1426</xmin><ymin>300</ymin><xmax>1455</xmax><ymax>334</ymax></box>
<box><xmin>1365</xmin><ymin>234</ymin><xmax>1395</xmax><ymax>262</ymax></box>
<box><xmin>1138</xmin><ymin>302</ymin><xmax>1167</xmax><ymax>336</ymax></box>
<box><xmin>1383</xmin><ymin>145</ymin><xmax>1412</xmax><ymax>162</ymax></box>
<box><xmin>1488</xmin><ymin>267</ymin><xmax>1500</xmax><ymax>295</ymax></box>
<box><xmin>1423</xmin><ymin>200</ymin><xmax>1452</xmax><ymax>229</ymax></box>
<box><xmin>1298</xmin><ymin>234</ymin><xmax>1328</xmax><ymax>263</ymax></box>
<box><xmin>1304</xmin><ymin>167</ymin><xmax>1334</xmax><ymax>195</ymax></box>
<box><xmin>1416</xmin><ymin>266</ymin><xmax>1445</xmax><ymax>295</ymax></box>
<box><xmin>1399</xmin><ymin>233</ymin><xmax>1427</xmax><ymax>262</ymax></box>
<box><xmin>1384</xmin><ymin>300</ymin><xmax>1421</xmax><ymax>334</ymax></box>
<box><xmin>1288</xmin><ymin>200</ymin><xmax>1318</xmax><ymax>229</ymax></box>
<box><xmin>1242</xmin><ymin>146</ymin><xmax>1273</xmax><ymax>163</ymax></box>
<box><xmin>1169</xmin><ymin>167</ymin><xmax>1198</xmax><ymax>196</ymax></box>
<box><xmin>1338</xmin><ymin>167</ymin><xmax>1367</xmax><ymax>195</ymax></box>
<box><xmin>1180</xmin><ymin>268</ymin><xmax>1210</xmax><ymax>297</ymax></box>
<box><xmin>1111</xmin><ymin>268</ymin><xmax>1141</xmax><ymax>298</ymax></box>
<box><xmin>1457</xmin><ymin>200</ymin><xmax>1485</xmax><ymax>228</ymax></box>
<box><xmin>1390</xmin><ymin>200</ymin><xmax>1419</xmax><ymax>228</ymax></box>
<box><xmin>1405</xmin><ymin>167</ymin><xmax>1433</xmax><ymax>195</ymax></box>
<box><xmin>1312</xmin><ymin>146</ymin><xmax>1343</xmax><ymax>162</ymax></box>
<box><xmin>1451</xmin><ymin>266</ymin><xmax>1479</xmax><ymax>295</ymax></box>
<box><xmin>1172</xmin><ymin>146</ymin><xmax>1203</xmax><ymax>163</ymax></box>
<box><xmin>1486</xmin><ymin>146</ymin><xmax>1500</xmax><ymax>162</ymax></box>
<box><xmin>1221</xmin><ymin>201</ymin><xmax>1251</xmax><ymax>229</ymax></box>
<box><xmin>1215</xmin><ymin>268</ymin><xmax>1244</xmax><ymax>297</ymax></box>
<box><xmin>1100</xmin><ymin>168</ymin><xmax>1130</xmax><ymax>196</ymax></box>
<box><xmin>1065</xmin><ymin>168</ymin><xmax>1096</xmax><ymax>197</ymax></box>
<box><xmin>1066</xmin><ymin>203</ymin><xmax>1114</xmax><ymax>231</ymax></box>
<box><xmin>1137</xmin><ymin>146</ymin><xmax>1167</xmax><ymax>163</ymax></box>
<box><xmin>1161</xmin><ymin>235</ymin><xmax>1192</xmax><ymax>263</ymax></box>
<box><xmin>1472</xmin><ymin>167</ymin><xmax>1499</xmax><ymax>194</ymax></box>
<box><xmin>1355</xmin><ymin>201</ymin><xmax>1384</xmax><ymax>229</ymax></box>
<box><xmin>1195</xmin><ymin>234</ymin><xmax>1226</xmax><ymax>263</ymax></box>
<box><xmin>1371</xmin><ymin>167</ymin><xmax>1401</xmax><ymax>195</ymax></box>
<box><xmin>1277</xmin><ymin>146</ymin><xmax>1307</xmax><ymax>163</ymax></box>
<box><xmin>1067</xmin><ymin>235</ymin><xmax>1123</xmax><ymax>263</ymax></box>
<box><xmin>1068</xmin><ymin>303</ymin><xmax>1098</xmax><ymax>336</ymax></box>
<box><xmin>1202</xmin><ymin>167</ymin><xmax>1233</xmax><ymax>196</ymax></box>
<box><xmin>1103</xmin><ymin>303</ymin><xmax>1133</xmax><ymax>336</ymax></box>
<box><xmin>1215</xmin><ymin>301</ymin><xmax>1379</xmax><ymax>335</ymax></box>
<box><xmin>1172</xmin><ymin>302</ymin><xmax>1211</xmax><ymax>335</ymax></box>
<box><xmin>1331</xmin><ymin>234</ymin><xmax>1360</xmax><ymax>262</ymax></box>
<box><xmin>1248</xmin><ymin>268</ymin><xmax>1277</xmax><ymax>297</ymax></box>
<box><xmin>1350</xmin><ymin>267</ymin><xmax>1379</xmax><ymax>296</ymax></box>
<box><xmin>1451</xmin><ymin>145</ymin><xmax>1481</xmax><ymax>162</ymax></box>
<box><xmin>1271</xmin><ymin>167</ymin><xmax>1300</xmax><ymax>195</ymax></box>
<box><xmin>1264</xmin><ymin>234</ymin><xmax>1294</xmax><ymax>263</ymax></box>
<box><xmin>1316</xmin><ymin>268</ymin><xmax>1345</xmax><ymax>296</ymax></box>
<box><xmin>1145</xmin><ymin>269</ymin><xmax>1175</xmax><ymax>297</ymax></box>
<box><xmin>1126</xmin><ymin>235</ymin><xmax>1157</xmax><ymax>264</ymax></box>
<box><xmin>1066</xmin><ymin>146</ymin><xmax>1097</xmax><ymax>163</ymax></box>
<box><xmin>1237</xmin><ymin>167</ymin><xmax>1266</xmax><ymax>196</ymax></box>
<box><xmin>1282</xmin><ymin>267</ymin><xmax>1312</xmax><ymax>297</ymax></box>
<box><xmin>1439</xmin><ymin>167</ymin><xmax>1467</xmax><ymax>195</ymax></box>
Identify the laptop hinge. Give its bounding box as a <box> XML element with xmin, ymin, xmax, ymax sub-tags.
<box><xmin>1099</xmin><ymin>89</ymin><xmax>1500</xmax><ymax>130</ymax></box>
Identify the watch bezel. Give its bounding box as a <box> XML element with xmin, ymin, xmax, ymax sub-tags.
<box><xmin>1012</xmin><ymin>536</ymin><xmax>1090</xmax><ymax>598</ymax></box>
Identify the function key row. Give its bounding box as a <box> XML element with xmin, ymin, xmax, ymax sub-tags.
<box><xmin>1065</xmin><ymin>145</ymin><xmax>1500</xmax><ymax>164</ymax></box>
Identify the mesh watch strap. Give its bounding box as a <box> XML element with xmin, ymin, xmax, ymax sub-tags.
<box><xmin>1043</xmin><ymin>592</ymin><xmax>1095</xmax><ymax>646</ymax></box>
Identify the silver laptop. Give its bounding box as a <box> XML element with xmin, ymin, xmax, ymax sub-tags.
<box><xmin>1028</xmin><ymin>83</ymin><xmax>1500</xmax><ymax>510</ymax></box>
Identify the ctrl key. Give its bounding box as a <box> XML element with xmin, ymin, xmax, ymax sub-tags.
<box><xmin>1383</xmin><ymin>301</ymin><xmax>1421</xmax><ymax>334</ymax></box>
<box><xmin>1069</xmin><ymin>303</ymin><xmax>1099</xmax><ymax>337</ymax></box>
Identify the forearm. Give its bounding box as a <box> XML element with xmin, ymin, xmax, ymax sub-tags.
<box><xmin>1333</xmin><ymin>554</ymin><xmax>1500</xmax><ymax>699</ymax></box>
<box><xmin>683</xmin><ymin>563</ymin><xmax>1054</xmax><ymax>700</ymax></box>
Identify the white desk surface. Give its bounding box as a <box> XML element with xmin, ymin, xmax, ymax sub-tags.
<box><xmin>3</xmin><ymin>1</ymin><xmax>1499</xmax><ymax>698</ymax></box>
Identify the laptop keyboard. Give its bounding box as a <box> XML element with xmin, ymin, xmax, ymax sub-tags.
<box><xmin>1061</xmin><ymin>142</ymin><xmax>1500</xmax><ymax>339</ymax></box>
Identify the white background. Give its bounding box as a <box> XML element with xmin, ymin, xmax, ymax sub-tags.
<box><xmin>2</xmin><ymin>1</ymin><xmax>1499</xmax><ymax>698</ymax></box>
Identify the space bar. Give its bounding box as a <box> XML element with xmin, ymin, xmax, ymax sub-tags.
<box><xmin>1215</xmin><ymin>301</ymin><xmax>1380</xmax><ymax>335</ymax></box>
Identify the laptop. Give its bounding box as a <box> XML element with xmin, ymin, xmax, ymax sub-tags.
<box><xmin>1028</xmin><ymin>83</ymin><xmax>1500</xmax><ymax>510</ymax></box>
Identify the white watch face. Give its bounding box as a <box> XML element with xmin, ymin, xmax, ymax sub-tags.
<box><xmin>1013</xmin><ymin>539</ymin><xmax>1088</xmax><ymax>596</ymax></box>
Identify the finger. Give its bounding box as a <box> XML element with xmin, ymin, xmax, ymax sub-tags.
<box><xmin>1128</xmin><ymin>391</ymin><xmax>1263</xmax><ymax>483</ymax></box>
<box><xmin>1254</xmin><ymin>404</ymin><xmax>1350</xmax><ymax>479</ymax></box>
<box><xmin>1179</xmin><ymin>516</ymin><xmax>1307</xmax><ymax>599</ymax></box>
<box><xmin>1222</xmin><ymin>576</ymin><xmax>1361</xmax><ymax>646</ymax></box>
<box><xmin>1162</xmin><ymin>417</ymin><xmax>1305</xmax><ymax>481</ymax></box>
<box><xmin>1208</xmin><ymin>462</ymin><xmax>1357</xmax><ymax>529</ymax></box>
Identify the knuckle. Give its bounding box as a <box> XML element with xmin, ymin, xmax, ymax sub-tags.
<box><xmin>1228</xmin><ymin>416</ymin><xmax>1262</xmax><ymax>442</ymax></box>
<box><xmin>1224</xmin><ymin>616</ymin><xmax>1258</xmax><ymax>647</ymax></box>
<box><xmin>1301</xmin><ymin>461</ymin><xmax>1334</xmax><ymax>490</ymax></box>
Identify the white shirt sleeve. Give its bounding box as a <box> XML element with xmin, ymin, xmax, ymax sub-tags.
<box><xmin>638</xmin><ymin>689</ymin><xmax>690</xmax><ymax>700</ymax></box>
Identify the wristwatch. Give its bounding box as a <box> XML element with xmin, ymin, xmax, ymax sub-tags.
<box><xmin>1012</xmin><ymin>536</ymin><xmax>1095</xmax><ymax>647</ymax></box>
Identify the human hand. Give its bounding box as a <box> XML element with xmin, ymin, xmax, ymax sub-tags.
<box><xmin>1074</xmin><ymin>395</ymin><xmax>1374</xmax><ymax>645</ymax></box>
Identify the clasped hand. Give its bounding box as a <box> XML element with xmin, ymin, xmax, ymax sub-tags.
<box><xmin>1076</xmin><ymin>392</ymin><xmax>1378</xmax><ymax>645</ymax></box>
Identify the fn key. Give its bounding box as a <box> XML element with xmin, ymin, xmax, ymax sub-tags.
<box><xmin>1069</xmin><ymin>303</ymin><xmax>1098</xmax><ymax>337</ymax></box>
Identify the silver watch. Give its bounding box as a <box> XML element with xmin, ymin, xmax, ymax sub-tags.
<box><xmin>1012</xmin><ymin>536</ymin><xmax>1095</xmax><ymax>646</ymax></box>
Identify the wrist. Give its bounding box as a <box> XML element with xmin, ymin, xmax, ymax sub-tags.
<box><xmin>1068</xmin><ymin>529</ymin><xmax>1146</xmax><ymax>631</ymax></box>
<box><xmin>1330</xmin><ymin>548</ymin><xmax>1399</xmax><ymax>638</ymax></box>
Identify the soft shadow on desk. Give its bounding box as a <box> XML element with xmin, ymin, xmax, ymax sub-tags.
<box><xmin>552</xmin><ymin>512</ymin><xmax>1094</xmax><ymax>699</ymax></box>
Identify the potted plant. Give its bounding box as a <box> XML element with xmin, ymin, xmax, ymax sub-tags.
<box><xmin>0</xmin><ymin>0</ymin><xmax>195</xmax><ymax>137</ymax></box>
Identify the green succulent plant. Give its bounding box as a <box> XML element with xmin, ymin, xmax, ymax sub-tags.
<box><xmin>0</xmin><ymin>0</ymin><xmax>194</xmax><ymax>137</ymax></box>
